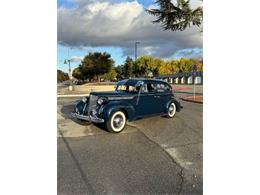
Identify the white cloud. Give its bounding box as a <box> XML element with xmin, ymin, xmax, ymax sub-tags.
<box><xmin>70</xmin><ymin>56</ymin><xmax>83</xmax><ymax>62</ymax></box>
<box><xmin>171</xmin><ymin>48</ymin><xmax>203</xmax><ymax>60</ymax></box>
<box><xmin>58</xmin><ymin>0</ymin><xmax>202</xmax><ymax>58</ymax></box>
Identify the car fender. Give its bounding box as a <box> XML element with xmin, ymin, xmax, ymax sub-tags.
<box><xmin>166</xmin><ymin>98</ymin><xmax>182</xmax><ymax>112</ymax></box>
<box><xmin>101</xmin><ymin>101</ymin><xmax>135</xmax><ymax>122</ymax></box>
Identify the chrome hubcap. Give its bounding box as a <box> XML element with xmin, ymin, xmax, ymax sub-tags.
<box><xmin>168</xmin><ymin>104</ymin><xmax>176</xmax><ymax>116</ymax></box>
<box><xmin>169</xmin><ymin>106</ymin><xmax>174</xmax><ymax>114</ymax></box>
<box><xmin>113</xmin><ymin>115</ymin><xmax>124</xmax><ymax>128</ymax></box>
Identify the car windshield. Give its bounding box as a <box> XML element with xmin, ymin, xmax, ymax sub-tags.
<box><xmin>116</xmin><ymin>84</ymin><xmax>140</xmax><ymax>93</ymax></box>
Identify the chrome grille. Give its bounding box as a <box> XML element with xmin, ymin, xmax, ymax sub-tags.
<box><xmin>88</xmin><ymin>95</ymin><xmax>98</xmax><ymax>115</ymax></box>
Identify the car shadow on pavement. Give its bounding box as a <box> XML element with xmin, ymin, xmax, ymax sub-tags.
<box><xmin>60</xmin><ymin>104</ymin><xmax>91</xmax><ymax>126</ymax></box>
<box><xmin>60</xmin><ymin>104</ymin><xmax>109</xmax><ymax>132</ymax></box>
<box><xmin>92</xmin><ymin>123</ymin><xmax>109</xmax><ymax>132</ymax></box>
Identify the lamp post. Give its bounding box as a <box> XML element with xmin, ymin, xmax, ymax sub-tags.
<box><xmin>135</xmin><ymin>41</ymin><xmax>140</xmax><ymax>61</ymax></box>
<box><xmin>192</xmin><ymin>65</ymin><xmax>197</xmax><ymax>100</ymax></box>
<box><xmin>64</xmin><ymin>59</ymin><xmax>73</xmax><ymax>91</ymax></box>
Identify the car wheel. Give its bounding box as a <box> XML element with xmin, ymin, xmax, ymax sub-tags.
<box><xmin>106</xmin><ymin>111</ymin><xmax>126</xmax><ymax>133</ymax></box>
<box><xmin>167</xmin><ymin>102</ymin><xmax>176</xmax><ymax>118</ymax></box>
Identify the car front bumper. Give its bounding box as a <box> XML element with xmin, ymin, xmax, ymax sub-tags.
<box><xmin>71</xmin><ymin>112</ymin><xmax>104</xmax><ymax>123</ymax></box>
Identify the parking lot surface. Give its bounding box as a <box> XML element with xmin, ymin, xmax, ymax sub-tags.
<box><xmin>58</xmin><ymin>95</ymin><xmax>202</xmax><ymax>194</ymax></box>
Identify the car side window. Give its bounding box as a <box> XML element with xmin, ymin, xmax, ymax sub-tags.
<box><xmin>164</xmin><ymin>84</ymin><xmax>171</xmax><ymax>92</ymax></box>
<box><xmin>141</xmin><ymin>84</ymin><xmax>148</xmax><ymax>93</ymax></box>
<box><xmin>156</xmin><ymin>84</ymin><xmax>164</xmax><ymax>93</ymax></box>
<box><xmin>156</xmin><ymin>83</ymin><xmax>171</xmax><ymax>93</ymax></box>
<box><xmin>147</xmin><ymin>83</ymin><xmax>157</xmax><ymax>93</ymax></box>
<box><xmin>141</xmin><ymin>83</ymin><xmax>156</xmax><ymax>93</ymax></box>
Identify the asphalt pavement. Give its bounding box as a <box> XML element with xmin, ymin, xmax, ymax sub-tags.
<box><xmin>57</xmin><ymin>95</ymin><xmax>202</xmax><ymax>194</ymax></box>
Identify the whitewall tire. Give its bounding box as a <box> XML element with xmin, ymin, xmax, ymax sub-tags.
<box><xmin>167</xmin><ymin>102</ymin><xmax>176</xmax><ymax>118</ymax></box>
<box><xmin>106</xmin><ymin>111</ymin><xmax>126</xmax><ymax>133</ymax></box>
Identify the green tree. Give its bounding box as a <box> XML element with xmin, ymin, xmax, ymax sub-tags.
<box><xmin>102</xmin><ymin>69</ymin><xmax>117</xmax><ymax>81</ymax></box>
<box><xmin>158</xmin><ymin>58</ymin><xmax>203</xmax><ymax>75</ymax></box>
<box><xmin>134</xmin><ymin>56</ymin><xmax>164</xmax><ymax>77</ymax></box>
<box><xmin>191</xmin><ymin>58</ymin><xmax>203</xmax><ymax>71</ymax></box>
<box><xmin>178</xmin><ymin>58</ymin><xmax>194</xmax><ymax>72</ymax></box>
<box><xmin>150</xmin><ymin>58</ymin><xmax>164</xmax><ymax>76</ymax></box>
<box><xmin>146</xmin><ymin>0</ymin><xmax>203</xmax><ymax>31</ymax></box>
<box><xmin>132</xmin><ymin>61</ymin><xmax>143</xmax><ymax>77</ymax></box>
<box><xmin>159</xmin><ymin>60</ymin><xmax>177</xmax><ymax>75</ymax></box>
<box><xmin>114</xmin><ymin>65</ymin><xmax>124</xmax><ymax>80</ymax></box>
<box><xmin>80</xmin><ymin>52</ymin><xmax>114</xmax><ymax>81</ymax></box>
<box><xmin>57</xmin><ymin>69</ymin><xmax>69</xmax><ymax>82</ymax></box>
<box><xmin>123</xmin><ymin>56</ymin><xmax>134</xmax><ymax>78</ymax></box>
<box><xmin>72</xmin><ymin>66</ymin><xmax>86</xmax><ymax>80</ymax></box>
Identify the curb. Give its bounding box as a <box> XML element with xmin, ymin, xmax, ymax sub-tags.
<box><xmin>175</xmin><ymin>91</ymin><xmax>203</xmax><ymax>95</ymax></box>
<box><xmin>180</xmin><ymin>97</ymin><xmax>203</xmax><ymax>104</ymax></box>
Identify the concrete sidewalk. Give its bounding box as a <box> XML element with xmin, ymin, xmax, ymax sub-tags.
<box><xmin>58</xmin><ymin>84</ymin><xmax>114</xmax><ymax>95</ymax></box>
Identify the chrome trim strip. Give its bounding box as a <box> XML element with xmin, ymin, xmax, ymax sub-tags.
<box><xmin>83</xmin><ymin>103</ymin><xmax>87</xmax><ymax>114</ymax></box>
<box><xmin>136</xmin><ymin>86</ymin><xmax>142</xmax><ymax>105</ymax></box>
<box><xmin>108</xmin><ymin>96</ymin><xmax>134</xmax><ymax>100</ymax></box>
<box><xmin>88</xmin><ymin>95</ymin><xmax>98</xmax><ymax>115</ymax></box>
<box><xmin>71</xmin><ymin>112</ymin><xmax>104</xmax><ymax>123</ymax></box>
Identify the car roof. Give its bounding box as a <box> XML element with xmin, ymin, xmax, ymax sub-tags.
<box><xmin>116</xmin><ymin>78</ymin><xmax>169</xmax><ymax>86</ymax></box>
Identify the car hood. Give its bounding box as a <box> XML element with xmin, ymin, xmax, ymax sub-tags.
<box><xmin>90</xmin><ymin>91</ymin><xmax>136</xmax><ymax>97</ymax></box>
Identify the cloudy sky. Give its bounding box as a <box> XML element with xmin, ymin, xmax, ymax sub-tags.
<box><xmin>57</xmin><ymin>0</ymin><xmax>203</xmax><ymax>73</ymax></box>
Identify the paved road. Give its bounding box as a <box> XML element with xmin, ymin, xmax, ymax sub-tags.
<box><xmin>58</xmin><ymin>95</ymin><xmax>202</xmax><ymax>194</ymax></box>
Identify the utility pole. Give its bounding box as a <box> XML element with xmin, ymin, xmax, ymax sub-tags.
<box><xmin>135</xmin><ymin>41</ymin><xmax>140</xmax><ymax>61</ymax></box>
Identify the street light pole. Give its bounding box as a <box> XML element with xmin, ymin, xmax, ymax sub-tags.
<box><xmin>68</xmin><ymin>59</ymin><xmax>73</xmax><ymax>91</ymax></box>
<box><xmin>192</xmin><ymin>65</ymin><xmax>197</xmax><ymax>100</ymax></box>
<box><xmin>135</xmin><ymin>41</ymin><xmax>140</xmax><ymax>61</ymax></box>
<box><xmin>68</xmin><ymin>47</ymin><xmax>73</xmax><ymax>91</ymax></box>
<box><xmin>64</xmin><ymin>59</ymin><xmax>73</xmax><ymax>91</ymax></box>
<box><xmin>68</xmin><ymin>59</ymin><xmax>71</xmax><ymax>76</ymax></box>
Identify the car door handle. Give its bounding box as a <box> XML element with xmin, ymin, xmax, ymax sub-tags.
<box><xmin>154</xmin><ymin>95</ymin><xmax>160</xmax><ymax>98</ymax></box>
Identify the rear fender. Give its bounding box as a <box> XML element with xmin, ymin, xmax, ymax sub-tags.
<box><xmin>166</xmin><ymin>99</ymin><xmax>182</xmax><ymax>112</ymax></box>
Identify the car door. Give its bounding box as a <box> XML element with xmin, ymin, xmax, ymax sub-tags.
<box><xmin>136</xmin><ymin>82</ymin><xmax>161</xmax><ymax>116</ymax></box>
<box><xmin>155</xmin><ymin>83</ymin><xmax>172</xmax><ymax>113</ymax></box>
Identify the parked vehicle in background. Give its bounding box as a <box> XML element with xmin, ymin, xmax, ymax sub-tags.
<box><xmin>72</xmin><ymin>78</ymin><xmax>182</xmax><ymax>133</ymax></box>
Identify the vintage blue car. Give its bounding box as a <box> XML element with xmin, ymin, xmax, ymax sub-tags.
<box><xmin>72</xmin><ymin>78</ymin><xmax>182</xmax><ymax>133</ymax></box>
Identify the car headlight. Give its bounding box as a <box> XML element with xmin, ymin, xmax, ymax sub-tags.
<box><xmin>82</xmin><ymin>97</ymin><xmax>88</xmax><ymax>103</ymax></box>
<box><xmin>97</xmin><ymin>97</ymin><xmax>107</xmax><ymax>105</ymax></box>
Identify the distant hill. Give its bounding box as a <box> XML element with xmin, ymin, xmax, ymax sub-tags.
<box><xmin>57</xmin><ymin>69</ymin><xmax>69</xmax><ymax>82</ymax></box>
